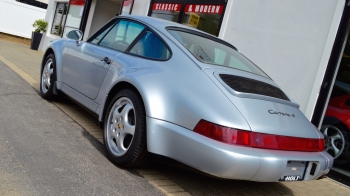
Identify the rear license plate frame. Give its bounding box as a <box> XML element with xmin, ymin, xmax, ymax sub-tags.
<box><xmin>279</xmin><ymin>161</ymin><xmax>307</xmax><ymax>181</ymax></box>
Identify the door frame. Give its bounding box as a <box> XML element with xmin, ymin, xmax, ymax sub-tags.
<box><xmin>312</xmin><ymin>1</ymin><xmax>350</xmax><ymax>127</ymax></box>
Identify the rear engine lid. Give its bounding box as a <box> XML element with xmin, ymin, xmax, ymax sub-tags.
<box><xmin>204</xmin><ymin>68</ymin><xmax>323</xmax><ymax>139</ymax></box>
<box><xmin>219</xmin><ymin>74</ymin><xmax>290</xmax><ymax>101</ymax></box>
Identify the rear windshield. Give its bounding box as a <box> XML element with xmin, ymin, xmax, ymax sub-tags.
<box><xmin>168</xmin><ymin>29</ymin><xmax>269</xmax><ymax>78</ymax></box>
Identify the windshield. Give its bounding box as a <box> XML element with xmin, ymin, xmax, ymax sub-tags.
<box><xmin>168</xmin><ymin>29</ymin><xmax>269</xmax><ymax>78</ymax></box>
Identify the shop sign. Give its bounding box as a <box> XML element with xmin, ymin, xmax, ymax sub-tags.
<box><xmin>185</xmin><ymin>4</ymin><xmax>224</xmax><ymax>14</ymax></box>
<box><xmin>152</xmin><ymin>3</ymin><xmax>182</xmax><ymax>12</ymax></box>
<box><xmin>70</xmin><ymin>0</ymin><xmax>85</xmax><ymax>6</ymax></box>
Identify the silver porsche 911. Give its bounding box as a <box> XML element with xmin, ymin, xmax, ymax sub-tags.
<box><xmin>40</xmin><ymin>15</ymin><xmax>333</xmax><ymax>182</ymax></box>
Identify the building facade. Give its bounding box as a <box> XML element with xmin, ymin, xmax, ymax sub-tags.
<box><xmin>40</xmin><ymin>0</ymin><xmax>350</xmax><ymax>183</ymax></box>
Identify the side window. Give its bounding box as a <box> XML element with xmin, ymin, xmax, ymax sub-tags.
<box><xmin>99</xmin><ymin>20</ymin><xmax>145</xmax><ymax>51</ymax></box>
<box><xmin>90</xmin><ymin>25</ymin><xmax>114</xmax><ymax>44</ymax></box>
<box><xmin>129</xmin><ymin>31</ymin><xmax>170</xmax><ymax>60</ymax></box>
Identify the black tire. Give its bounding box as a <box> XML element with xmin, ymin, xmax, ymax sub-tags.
<box><xmin>104</xmin><ymin>89</ymin><xmax>150</xmax><ymax>167</ymax></box>
<box><xmin>40</xmin><ymin>54</ymin><xmax>57</xmax><ymax>100</ymax></box>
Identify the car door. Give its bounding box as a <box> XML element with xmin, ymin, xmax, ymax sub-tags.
<box><xmin>63</xmin><ymin>19</ymin><xmax>145</xmax><ymax>100</ymax></box>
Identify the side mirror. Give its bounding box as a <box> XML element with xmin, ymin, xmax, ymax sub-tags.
<box><xmin>66</xmin><ymin>30</ymin><xmax>83</xmax><ymax>41</ymax></box>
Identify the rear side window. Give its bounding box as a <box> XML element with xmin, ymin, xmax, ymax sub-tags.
<box><xmin>129</xmin><ymin>31</ymin><xmax>170</xmax><ymax>60</ymax></box>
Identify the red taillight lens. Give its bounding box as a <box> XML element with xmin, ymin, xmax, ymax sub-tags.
<box><xmin>250</xmin><ymin>132</ymin><xmax>324</xmax><ymax>152</ymax></box>
<box><xmin>194</xmin><ymin>120</ymin><xmax>324</xmax><ymax>152</ymax></box>
<box><xmin>194</xmin><ymin>120</ymin><xmax>250</xmax><ymax>146</ymax></box>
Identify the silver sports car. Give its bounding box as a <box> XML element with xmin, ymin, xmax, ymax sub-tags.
<box><xmin>40</xmin><ymin>15</ymin><xmax>333</xmax><ymax>182</ymax></box>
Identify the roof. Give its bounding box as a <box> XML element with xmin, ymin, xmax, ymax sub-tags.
<box><xmin>118</xmin><ymin>15</ymin><xmax>213</xmax><ymax>36</ymax></box>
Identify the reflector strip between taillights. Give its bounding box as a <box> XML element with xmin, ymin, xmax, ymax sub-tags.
<box><xmin>194</xmin><ymin>120</ymin><xmax>324</xmax><ymax>152</ymax></box>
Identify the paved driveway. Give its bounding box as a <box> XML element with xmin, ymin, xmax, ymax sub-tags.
<box><xmin>0</xmin><ymin>59</ymin><xmax>163</xmax><ymax>196</ymax></box>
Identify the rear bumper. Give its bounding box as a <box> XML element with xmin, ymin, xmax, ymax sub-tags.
<box><xmin>147</xmin><ymin>117</ymin><xmax>333</xmax><ymax>182</ymax></box>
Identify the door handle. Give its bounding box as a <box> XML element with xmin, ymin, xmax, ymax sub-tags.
<box><xmin>101</xmin><ymin>57</ymin><xmax>111</xmax><ymax>64</ymax></box>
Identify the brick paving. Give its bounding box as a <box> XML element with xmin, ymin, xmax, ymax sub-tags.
<box><xmin>1</xmin><ymin>40</ymin><xmax>350</xmax><ymax>195</ymax></box>
<box><xmin>152</xmin><ymin>163</ymin><xmax>350</xmax><ymax>196</ymax></box>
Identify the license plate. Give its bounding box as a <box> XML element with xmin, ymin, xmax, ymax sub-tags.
<box><xmin>279</xmin><ymin>161</ymin><xmax>307</xmax><ymax>181</ymax></box>
<box><xmin>281</xmin><ymin>175</ymin><xmax>302</xmax><ymax>181</ymax></box>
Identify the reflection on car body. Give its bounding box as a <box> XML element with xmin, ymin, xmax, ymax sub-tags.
<box><xmin>322</xmin><ymin>81</ymin><xmax>350</xmax><ymax>164</ymax></box>
<box><xmin>40</xmin><ymin>15</ymin><xmax>333</xmax><ymax>182</ymax></box>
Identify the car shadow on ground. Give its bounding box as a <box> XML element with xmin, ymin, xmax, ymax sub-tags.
<box><xmin>150</xmin><ymin>158</ymin><xmax>294</xmax><ymax>196</ymax></box>
<box><xmin>51</xmin><ymin>95</ymin><xmax>144</xmax><ymax>176</ymax></box>
<box><xmin>52</xmin><ymin>95</ymin><xmax>295</xmax><ymax>196</ymax></box>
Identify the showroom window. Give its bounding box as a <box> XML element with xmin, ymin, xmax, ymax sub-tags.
<box><xmin>150</xmin><ymin>3</ymin><xmax>182</xmax><ymax>22</ymax></box>
<box><xmin>182</xmin><ymin>4</ymin><xmax>224</xmax><ymax>36</ymax></box>
<box><xmin>62</xmin><ymin>0</ymin><xmax>86</xmax><ymax>38</ymax></box>
<box><xmin>148</xmin><ymin>1</ymin><xmax>226</xmax><ymax>36</ymax></box>
<box><xmin>50</xmin><ymin>2</ymin><xmax>68</xmax><ymax>36</ymax></box>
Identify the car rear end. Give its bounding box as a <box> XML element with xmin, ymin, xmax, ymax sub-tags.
<box><xmin>165</xmin><ymin>27</ymin><xmax>333</xmax><ymax>181</ymax></box>
<box><xmin>196</xmin><ymin>67</ymin><xmax>333</xmax><ymax>181</ymax></box>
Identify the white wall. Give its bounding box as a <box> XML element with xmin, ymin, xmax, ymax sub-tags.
<box><xmin>220</xmin><ymin>0</ymin><xmax>345</xmax><ymax>120</ymax></box>
<box><xmin>39</xmin><ymin>0</ymin><xmax>69</xmax><ymax>51</ymax></box>
<box><xmin>0</xmin><ymin>0</ymin><xmax>46</xmax><ymax>38</ymax></box>
<box><xmin>83</xmin><ymin>0</ymin><xmax>97</xmax><ymax>41</ymax></box>
<box><xmin>131</xmin><ymin>0</ymin><xmax>150</xmax><ymax>16</ymax></box>
<box><xmin>88</xmin><ymin>0</ymin><xmax>120</xmax><ymax>37</ymax></box>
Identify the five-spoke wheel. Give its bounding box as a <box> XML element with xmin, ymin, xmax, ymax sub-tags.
<box><xmin>104</xmin><ymin>89</ymin><xmax>149</xmax><ymax>167</ymax></box>
<box><xmin>321</xmin><ymin>125</ymin><xmax>346</xmax><ymax>159</ymax></box>
<box><xmin>106</xmin><ymin>97</ymin><xmax>136</xmax><ymax>156</ymax></box>
<box><xmin>40</xmin><ymin>54</ymin><xmax>57</xmax><ymax>100</ymax></box>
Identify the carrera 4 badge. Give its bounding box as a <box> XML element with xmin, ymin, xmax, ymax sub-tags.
<box><xmin>268</xmin><ymin>110</ymin><xmax>295</xmax><ymax>117</ymax></box>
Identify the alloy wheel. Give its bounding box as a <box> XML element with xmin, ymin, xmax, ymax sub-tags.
<box><xmin>106</xmin><ymin>97</ymin><xmax>136</xmax><ymax>156</ymax></box>
<box><xmin>321</xmin><ymin>125</ymin><xmax>346</xmax><ymax>159</ymax></box>
<box><xmin>41</xmin><ymin>58</ymin><xmax>53</xmax><ymax>94</ymax></box>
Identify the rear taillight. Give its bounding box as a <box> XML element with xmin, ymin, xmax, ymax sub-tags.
<box><xmin>194</xmin><ymin>120</ymin><xmax>250</xmax><ymax>146</ymax></box>
<box><xmin>194</xmin><ymin>120</ymin><xmax>324</xmax><ymax>152</ymax></box>
<box><xmin>251</xmin><ymin>132</ymin><xmax>324</xmax><ymax>152</ymax></box>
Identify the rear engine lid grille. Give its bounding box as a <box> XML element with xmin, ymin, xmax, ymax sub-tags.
<box><xmin>219</xmin><ymin>74</ymin><xmax>290</xmax><ymax>101</ymax></box>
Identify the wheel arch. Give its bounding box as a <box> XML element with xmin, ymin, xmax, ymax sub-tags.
<box><xmin>41</xmin><ymin>48</ymin><xmax>55</xmax><ymax>73</ymax></box>
<box><xmin>41</xmin><ymin>48</ymin><xmax>61</xmax><ymax>94</ymax></box>
<box><xmin>100</xmin><ymin>81</ymin><xmax>145</xmax><ymax>129</ymax></box>
<box><xmin>322</xmin><ymin>116</ymin><xmax>349</xmax><ymax>131</ymax></box>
